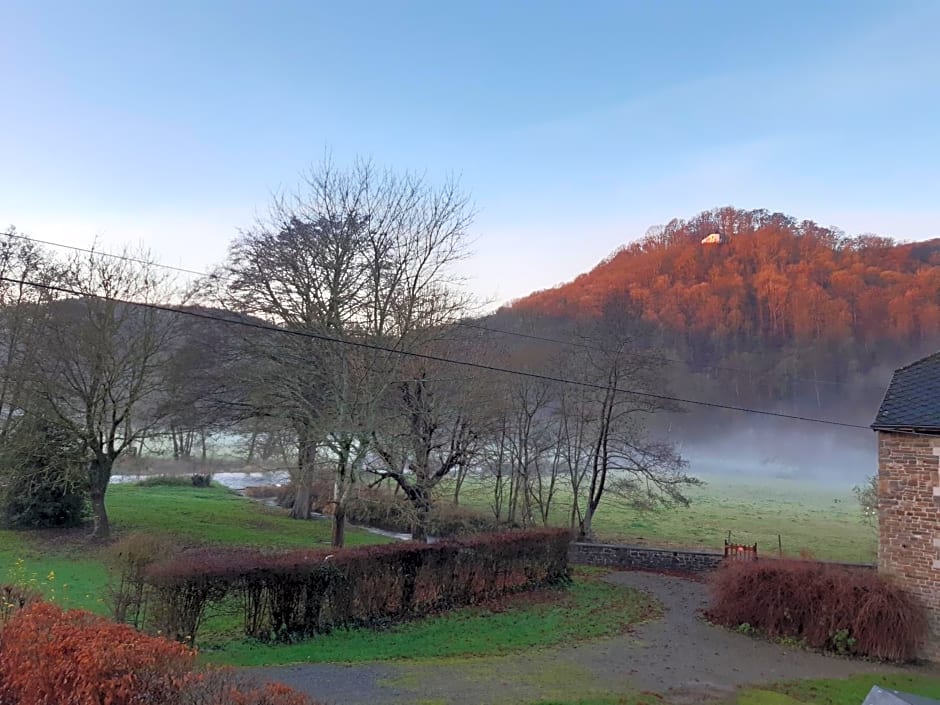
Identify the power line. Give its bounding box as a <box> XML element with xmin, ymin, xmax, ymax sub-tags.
<box><xmin>1</xmin><ymin>230</ymin><xmax>870</xmax><ymax>389</ymax></box>
<box><xmin>0</xmin><ymin>274</ymin><xmax>872</xmax><ymax>431</ymax></box>
<box><xmin>2</xmin><ymin>230</ymin><xmax>217</xmax><ymax>279</ymax></box>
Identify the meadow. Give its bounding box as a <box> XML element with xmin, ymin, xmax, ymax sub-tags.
<box><xmin>454</xmin><ymin>473</ymin><xmax>877</xmax><ymax>564</ymax></box>
<box><xmin>0</xmin><ymin>483</ymin><xmax>656</xmax><ymax>668</ymax></box>
<box><xmin>1</xmin><ymin>478</ymin><xmax>936</xmax><ymax>705</ymax></box>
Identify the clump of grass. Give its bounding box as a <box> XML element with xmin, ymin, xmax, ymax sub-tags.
<box><xmin>764</xmin><ymin>674</ymin><xmax>940</xmax><ymax>705</ymax></box>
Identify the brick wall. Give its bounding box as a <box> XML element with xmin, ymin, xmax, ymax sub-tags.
<box><xmin>877</xmin><ymin>430</ymin><xmax>940</xmax><ymax>663</ymax></box>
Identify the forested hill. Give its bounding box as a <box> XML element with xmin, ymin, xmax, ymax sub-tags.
<box><xmin>503</xmin><ymin>207</ymin><xmax>940</xmax><ymax>416</ymax></box>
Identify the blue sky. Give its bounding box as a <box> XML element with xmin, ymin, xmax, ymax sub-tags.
<box><xmin>1</xmin><ymin>0</ymin><xmax>938</xmax><ymax>305</ymax></box>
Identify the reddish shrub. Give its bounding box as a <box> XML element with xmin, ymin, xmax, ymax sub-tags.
<box><xmin>0</xmin><ymin>602</ymin><xmax>319</xmax><ymax>705</ymax></box>
<box><xmin>706</xmin><ymin>559</ymin><xmax>927</xmax><ymax>661</ymax></box>
<box><xmin>0</xmin><ymin>601</ymin><xmax>195</xmax><ymax>705</ymax></box>
<box><xmin>178</xmin><ymin>668</ymin><xmax>318</xmax><ymax>705</ymax></box>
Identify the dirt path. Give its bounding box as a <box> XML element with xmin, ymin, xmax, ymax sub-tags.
<box><xmin>254</xmin><ymin>571</ymin><xmax>931</xmax><ymax>705</ymax></box>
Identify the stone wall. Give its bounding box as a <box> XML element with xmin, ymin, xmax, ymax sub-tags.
<box><xmin>570</xmin><ymin>543</ymin><xmax>879</xmax><ymax>574</ymax></box>
<box><xmin>569</xmin><ymin>542</ymin><xmax>725</xmax><ymax>572</ymax></box>
<box><xmin>877</xmin><ymin>430</ymin><xmax>940</xmax><ymax>663</ymax></box>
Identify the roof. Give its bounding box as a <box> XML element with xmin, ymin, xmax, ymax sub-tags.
<box><xmin>872</xmin><ymin>351</ymin><xmax>940</xmax><ymax>433</ymax></box>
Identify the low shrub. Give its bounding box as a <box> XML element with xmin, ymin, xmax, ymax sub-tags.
<box><xmin>0</xmin><ymin>601</ymin><xmax>319</xmax><ymax>705</ymax></box>
<box><xmin>146</xmin><ymin>528</ymin><xmax>571</xmax><ymax>644</ymax></box>
<box><xmin>0</xmin><ymin>584</ymin><xmax>41</xmax><ymax>626</ymax></box>
<box><xmin>135</xmin><ymin>475</ymin><xmax>196</xmax><ymax>487</ymax></box>
<box><xmin>707</xmin><ymin>559</ymin><xmax>927</xmax><ymax>661</ymax></box>
<box><xmin>343</xmin><ymin>487</ymin><xmax>503</xmax><ymax>538</ymax></box>
<box><xmin>1</xmin><ymin>416</ymin><xmax>87</xmax><ymax>529</ymax></box>
<box><xmin>178</xmin><ymin>668</ymin><xmax>317</xmax><ymax>705</ymax></box>
<box><xmin>105</xmin><ymin>531</ymin><xmax>179</xmax><ymax>628</ymax></box>
<box><xmin>0</xmin><ymin>601</ymin><xmax>195</xmax><ymax>705</ymax></box>
<box><xmin>242</xmin><ymin>485</ymin><xmax>283</xmax><ymax>500</ymax></box>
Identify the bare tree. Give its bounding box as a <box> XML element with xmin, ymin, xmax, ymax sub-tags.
<box><xmin>560</xmin><ymin>306</ymin><xmax>698</xmax><ymax>540</ymax></box>
<box><xmin>29</xmin><ymin>249</ymin><xmax>178</xmax><ymax>539</ymax></box>
<box><xmin>368</xmin><ymin>338</ymin><xmax>488</xmax><ymax>541</ymax></box>
<box><xmin>221</xmin><ymin>158</ymin><xmax>474</xmax><ymax>546</ymax></box>
<box><xmin>0</xmin><ymin>230</ymin><xmax>64</xmax><ymax>438</ymax></box>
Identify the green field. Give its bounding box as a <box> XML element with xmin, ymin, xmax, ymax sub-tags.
<box><xmin>0</xmin><ymin>484</ymin><xmax>657</xmax><ymax>668</ymax></box>
<box><xmin>0</xmin><ymin>479</ymin><xmax>934</xmax><ymax>705</ymax></box>
<box><xmin>454</xmin><ymin>473</ymin><xmax>876</xmax><ymax>563</ymax></box>
<box><xmin>0</xmin><ymin>482</ymin><xmax>387</xmax><ymax>614</ymax></box>
<box><xmin>0</xmin><ymin>473</ymin><xmax>877</xmax><ymax>625</ymax></box>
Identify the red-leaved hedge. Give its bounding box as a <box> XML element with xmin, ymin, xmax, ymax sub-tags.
<box><xmin>706</xmin><ymin>559</ymin><xmax>927</xmax><ymax>661</ymax></box>
<box><xmin>145</xmin><ymin>528</ymin><xmax>571</xmax><ymax>643</ymax></box>
<box><xmin>0</xmin><ymin>601</ymin><xmax>318</xmax><ymax>705</ymax></box>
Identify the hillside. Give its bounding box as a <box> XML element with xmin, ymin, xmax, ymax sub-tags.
<box><xmin>504</xmin><ymin>207</ymin><xmax>940</xmax><ymax>417</ymax></box>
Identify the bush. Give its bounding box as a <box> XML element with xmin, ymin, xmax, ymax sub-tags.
<box><xmin>344</xmin><ymin>487</ymin><xmax>503</xmax><ymax>538</ymax></box>
<box><xmin>0</xmin><ymin>601</ymin><xmax>319</xmax><ymax>705</ymax></box>
<box><xmin>0</xmin><ymin>584</ymin><xmax>41</xmax><ymax>626</ymax></box>
<box><xmin>135</xmin><ymin>475</ymin><xmax>199</xmax><ymax>487</ymax></box>
<box><xmin>0</xmin><ymin>601</ymin><xmax>195</xmax><ymax>705</ymax></box>
<box><xmin>1</xmin><ymin>416</ymin><xmax>86</xmax><ymax>528</ymax></box>
<box><xmin>105</xmin><ymin>532</ymin><xmax>179</xmax><ymax>628</ymax></box>
<box><xmin>191</xmin><ymin>474</ymin><xmax>212</xmax><ymax>487</ymax></box>
<box><xmin>146</xmin><ymin>528</ymin><xmax>571</xmax><ymax>644</ymax></box>
<box><xmin>706</xmin><ymin>559</ymin><xmax>928</xmax><ymax>661</ymax></box>
<box><xmin>178</xmin><ymin>668</ymin><xmax>317</xmax><ymax>705</ymax></box>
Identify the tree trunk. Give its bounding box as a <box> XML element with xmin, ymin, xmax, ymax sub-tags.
<box><xmin>578</xmin><ymin>506</ymin><xmax>594</xmax><ymax>541</ymax></box>
<box><xmin>291</xmin><ymin>482</ymin><xmax>312</xmax><ymax>520</ymax></box>
<box><xmin>409</xmin><ymin>486</ymin><xmax>432</xmax><ymax>543</ymax></box>
<box><xmin>246</xmin><ymin>430</ymin><xmax>258</xmax><ymax>464</ymax></box>
<box><xmin>290</xmin><ymin>431</ymin><xmax>316</xmax><ymax>520</ymax></box>
<box><xmin>90</xmin><ymin>488</ymin><xmax>110</xmax><ymax>540</ymax></box>
<box><xmin>88</xmin><ymin>456</ymin><xmax>114</xmax><ymax>540</ymax></box>
<box><xmin>331</xmin><ymin>504</ymin><xmax>346</xmax><ymax>547</ymax></box>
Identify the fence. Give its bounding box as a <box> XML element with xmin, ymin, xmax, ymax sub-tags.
<box><xmin>724</xmin><ymin>540</ymin><xmax>758</xmax><ymax>561</ymax></box>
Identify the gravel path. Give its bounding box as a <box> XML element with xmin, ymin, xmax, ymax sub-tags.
<box><xmin>254</xmin><ymin>571</ymin><xmax>933</xmax><ymax>705</ymax></box>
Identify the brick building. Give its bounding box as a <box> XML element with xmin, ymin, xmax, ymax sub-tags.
<box><xmin>872</xmin><ymin>351</ymin><xmax>940</xmax><ymax>663</ymax></box>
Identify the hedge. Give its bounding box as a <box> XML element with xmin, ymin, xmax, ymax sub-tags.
<box><xmin>706</xmin><ymin>559</ymin><xmax>928</xmax><ymax>661</ymax></box>
<box><xmin>145</xmin><ymin>528</ymin><xmax>571</xmax><ymax>643</ymax></box>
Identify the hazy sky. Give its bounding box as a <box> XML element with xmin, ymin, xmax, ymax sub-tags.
<box><xmin>2</xmin><ymin>0</ymin><xmax>938</xmax><ymax>306</ymax></box>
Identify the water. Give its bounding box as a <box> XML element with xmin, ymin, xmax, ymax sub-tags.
<box><xmin>110</xmin><ymin>469</ymin><xmax>291</xmax><ymax>490</ymax></box>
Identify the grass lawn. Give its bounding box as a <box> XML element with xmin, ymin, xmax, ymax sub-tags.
<box><xmin>452</xmin><ymin>474</ymin><xmax>877</xmax><ymax>564</ymax></box>
<box><xmin>0</xmin><ymin>482</ymin><xmax>387</xmax><ymax>614</ymax></box>
<box><xmin>532</xmin><ymin>674</ymin><xmax>940</xmax><ymax>705</ymax></box>
<box><xmin>200</xmin><ymin>568</ymin><xmax>659</xmax><ymax>667</ymax></box>
<box><xmin>107</xmin><ymin>482</ymin><xmax>386</xmax><ymax>549</ymax></box>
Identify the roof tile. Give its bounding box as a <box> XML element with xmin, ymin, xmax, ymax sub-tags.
<box><xmin>872</xmin><ymin>351</ymin><xmax>940</xmax><ymax>432</ymax></box>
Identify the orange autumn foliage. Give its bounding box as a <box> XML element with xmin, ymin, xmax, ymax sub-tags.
<box><xmin>0</xmin><ymin>602</ymin><xmax>318</xmax><ymax>705</ymax></box>
<box><xmin>0</xmin><ymin>601</ymin><xmax>194</xmax><ymax>705</ymax></box>
<box><xmin>512</xmin><ymin>207</ymin><xmax>940</xmax><ymax>344</ymax></box>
